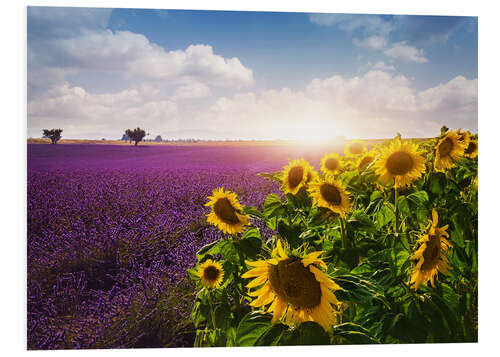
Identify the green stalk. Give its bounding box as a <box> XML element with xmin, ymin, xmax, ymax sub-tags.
<box><xmin>340</xmin><ymin>217</ymin><xmax>348</xmax><ymax>249</ymax></box>
<box><xmin>394</xmin><ymin>185</ymin><xmax>399</xmax><ymax>234</ymax></box>
<box><xmin>206</xmin><ymin>290</ymin><xmax>217</xmax><ymax>331</ymax></box>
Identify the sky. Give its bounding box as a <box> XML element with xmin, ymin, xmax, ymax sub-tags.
<box><xmin>27</xmin><ymin>7</ymin><xmax>478</xmax><ymax>140</ymax></box>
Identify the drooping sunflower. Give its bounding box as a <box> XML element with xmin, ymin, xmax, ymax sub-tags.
<box><xmin>434</xmin><ymin>130</ymin><xmax>467</xmax><ymax>171</ymax></box>
<box><xmin>281</xmin><ymin>158</ymin><xmax>313</xmax><ymax>195</ymax></box>
<box><xmin>320</xmin><ymin>152</ymin><xmax>343</xmax><ymax>176</ymax></box>
<box><xmin>198</xmin><ymin>259</ymin><xmax>225</xmax><ymax>289</ymax></box>
<box><xmin>205</xmin><ymin>187</ymin><xmax>249</xmax><ymax>234</ymax></box>
<box><xmin>242</xmin><ymin>240</ymin><xmax>341</xmax><ymax>330</ymax></box>
<box><xmin>308</xmin><ymin>177</ymin><xmax>350</xmax><ymax>217</ymax></box>
<box><xmin>464</xmin><ymin>138</ymin><xmax>478</xmax><ymax>159</ymax></box>
<box><xmin>410</xmin><ymin>210</ymin><xmax>452</xmax><ymax>290</ymax></box>
<box><xmin>456</xmin><ymin>129</ymin><xmax>471</xmax><ymax>148</ymax></box>
<box><xmin>344</xmin><ymin>140</ymin><xmax>366</xmax><ymax>156</ymax></box>
<box><xmin>373</xmin><ymin>139</ymin><xmax>426</xmax><ymax>188</ymax></box>
<box><xmin>356</xmin><ymin>151</ymin><xmax>376</xmax><ymax>170</ymax></box>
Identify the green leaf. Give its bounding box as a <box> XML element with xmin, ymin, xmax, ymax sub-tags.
<box><xmin>214</xmin><ymin>304</ymin><xmax>231</xmax><ymax>331</ymax></box>
<box><xmin>235</xmin><ymin>312</ymin><xmax>272</xmax><ymax>346</ymax></box>
<box><xmin>308</xmin><ymin>207</ymin><xmax>339</xmax><ymax>226</ymax></box>
<box><xmin>277</xmin><ymin>219</ymin><xmax>302</xmax><ymax>249</ymax></box>
<box><xmin>296</xmin><ymin>322</ymin><xmax>330</xmax><ymax>345</ymax></box>
<box><xmin>376</xmin><ymin>203</ymin><xmax>395</xmax><ymax>229</ymax></box>
<box><xmin>278</xmin><ymin>322</ymin><xmax>329</xmax><ymax>345</ymax></box>
<box><xmin>370</xmin><ymin>190</ymin><xmax>384</xmax><ymax>202</ymax></box>
<box><xmin>257</xmin><ymin>171</ymin><xmax>283</xmax><ymax>183</ymax></box>
<box><xmin>428</xmin><ymin>172</ymin><xmax>447</xmax><ymax>196</ymax></box>
<box><xmin>348</xmin><ymin>210</ymin><xmax>376</xmax><ymax>232</ymax></box>
<box><xmin>196</xmin><ymin>240</ymin><xmax>220</xmax><ymax>260</ymax></box>
<box><xmin>254</xmin><ymin>323</ymin><xmax>287</xmax><ymax>346</ymax></box>
<box><xmin>263</xmin><ymin>194</ymin><xmax>287</xmax><ymax>219</ymax></box>
<box><xmin>242</xmin><ymin>206</ymin><xmax>266</xmax><ymax>221</ymax></box>
<box><xmin>333</xmin><ymin>323</ymin><xmax>380</xmax><ymax>344</ymax></box>
<box><xmin>407</xmin><ymin>190</ymin><xmax>429</xmax><ymax>205</ymax></box>
<box><xmin>236</xmin><ymin>228</ymin><xmax>262</xmax><ymax>260</ymax></box>
<box><xmin>191</xmin><ymin>299</ymin><xmax>210</xmax><ymax>328</ymax></box>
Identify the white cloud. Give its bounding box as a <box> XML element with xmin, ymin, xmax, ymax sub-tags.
<box><xmin>190</xmin><ymin>71</ymin><xmax>477</xmax><ymax>140</ymax></box>
<box><xmin>373</xmin><ymin>61</ymin><xmax>396</xmax><ymax>71</ymax></box>
<box><xmin>30</xmin><ymin>30</ymin><xmax>254</xmax><ymax>88</ymax></box>
<box><xmin>384</xmin><ymin>41</ymin><xmax>429</xmax><ymax>63</ymax></box>
<box><xmin>171</xmin><ymin>82</ymin><xmax>212</xmax><ymax>101</ymax></box>
<box><xmin>417</xmin><ymin>76</ymin><xmax>477</xmax><ymax>113</ymax></box>
<box><xmin>28</xmin><ymin>83</ymin><xmax>179</xmax><ymax>139</ymax></box>
<box><xmin>353</xmin><ymin>35</ymin><xmax>387</xmax><ymax>50</ymax></box>
<box><xmin>28</xmin><ymin>72</ymin><xmax>477</xmax><ymax>140</ymax></box>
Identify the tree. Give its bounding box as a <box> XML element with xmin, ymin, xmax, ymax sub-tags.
<box><xmin>154</xmin><ymin>135</ymin><xmax>163</xmax><ymax>142</ymax></box>
<box><xmin>42</xmin><ymin>129</ymin><xmax>63</xmax><ymax>144</ymax></box>
<box><xmin>125</xmin><ymin>127</ymin><xmax>146</xmax><ymax>146</ymax></box>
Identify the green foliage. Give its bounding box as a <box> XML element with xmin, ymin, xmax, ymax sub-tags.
<box><xmin>188</xmin><ymin>135</ymin><xmax>478</xmax><ymax>347</ymax></box>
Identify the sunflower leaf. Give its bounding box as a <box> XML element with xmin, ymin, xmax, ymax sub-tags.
<box><xmin>333</xmin><ymin>322</ymin><xmax>380</xmax><ymax>344</ymax></box>
<box><xmin>235</xmin><ymin>312</ymin><xmax>272</xmax><ymax>346</ymax></box>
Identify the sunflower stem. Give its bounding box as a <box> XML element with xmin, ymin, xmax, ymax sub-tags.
<box><xmin>207</xmin><ymin>290</ymin><xmax>217</xmax><ymax>331</ymax></box>
<box><xmin>340</xmin><ymin>217</ymin><xmax>348</xmax><ymax>249</ymax></box>
<box><xmin>394</xmin><ymin>186</ymin><xmax>399</xmax><ymax>235</ymax></box>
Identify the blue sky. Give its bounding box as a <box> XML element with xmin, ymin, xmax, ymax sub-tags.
<box><xmin>27</xmin><ymin>7</ymin><xmax>478</xmax><ymax>140</ymax></box>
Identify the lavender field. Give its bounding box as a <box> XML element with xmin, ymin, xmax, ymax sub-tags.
<box><xmin>27</xmin><ymin>143</ymin><xmax>334</xmax><ymax>349</ymax></box>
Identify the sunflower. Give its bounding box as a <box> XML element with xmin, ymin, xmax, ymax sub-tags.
<box><xmin>242</xmin><ymin>240</ymin><xmax>341</xmax><ymax>330</ymax></box>
<box><xmin>410</xmin><ymin>210</ymin><xmax>452</xmax><ymax>290</ymax></box>
<box><xmin>356</xmin><ymin>152</ymin><xmax>376</xmax><ymax>170</ymax></box>
<box><xmin>374</xmin><ymin>139</ymin><xmax>426</xmax><ymax>188</ymax></box>
<box><xmin>320</xmin><ymin>152</ymin><xmax>342</xmax><ymax>176</ymax></box>
<box><xmin>344</xmin><ymin>140</ymin><xmax>366</xmax><ymax>156</ymax></box>
<box><xmin>464</xmin><ymin>138</ymin><xmax>478</xmax><ymax>159</ymax></box>
<box><xmin>306</xmin><ymin>165</ymin><xmax>319</xmax><ymax>185</ymax></box>
<box><xmin>434</xmin><ymin>130</ymin><xmax>467</xmax><ymax>171</ymax></box>
<box><xmin>205</xmin><ymin>187</ymin><xmax>249</xmax><ymax>234</ymax></box>
<box><xmin>281</xmin><ymin>158</ymin><xmax>313</xmax><ymax>195</ymax></box>
<box><xmin>198</xmin><ymin>259</ymin><xmax>225</xmax><ymax>289</ymax></box>
<box><xmin>456</xmin><ymin>129</ymin><xmax>471</xmax><ymax>148</ymax></box>
<box><xmin>308</xmin><ymin>177</ymin><xmax>350</xmax><ymax>217</ymax></box>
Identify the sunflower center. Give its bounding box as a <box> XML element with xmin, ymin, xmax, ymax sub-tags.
<box><xmin>320</xmin><ymin>183</ymin><xmax>342</xmax><ymax>206</ymax></box>
<box><xmin>349</xmin><ymin>143</ymin><xmax>363</xmax><ymax>155</ymax></box>
<box><xmin>421</xmin><ymin>235</ymin><xmax>441</xmax><ymax>271</ymax></box>
<box><xmin>213</xmin><ymin>198</ymin><xmax>240</xmax><ymax>224</ymax></box>
<box><xmin>325</xmin><ymin>158</ymin><xmax>339</xmax><ymax>171</ymax></box>
<box><xmin>288</xmin><ymin>166</ymin><xmax>304</xmax><ymax>189</ymax></box>
<box><xmin>268</xmin><ymin>258</ymin><xmax>322</xmax><ymax>309</ymax></box>
<box><xmin>465</xmin><ymin>141</ymin><xmax>477</xmax><ymax>155</ymax></box>
<box><xmin>438</xmin><ymin>137</ymin><xmax>454</xmax><ymax>157</ymax></box>
<box><xmin>358</xmin><ymin>156</ymin><xmax>374</xmax><ymax>169</ymax></box>
<box><xmin>385</xmin><ymin>151</ymin><xmax>414</xmax><ymax>175</ymax></box>
<box><xmin>203</xmin><ymin>265</ymin><xmax>220</xmax><ymax>282</ymax></box>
